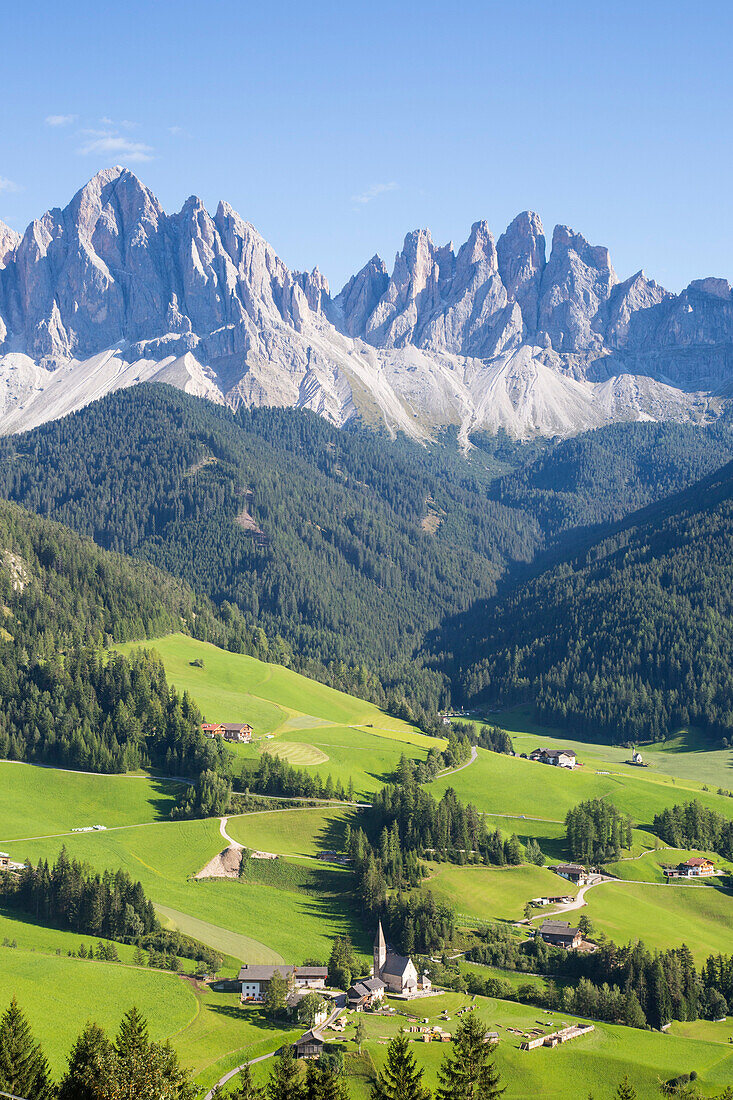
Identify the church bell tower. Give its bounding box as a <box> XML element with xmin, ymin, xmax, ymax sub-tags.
<box><xmin>373</xmin><ymin>920</ymin><xmax>387</xmax><ymax>978</ymax></box>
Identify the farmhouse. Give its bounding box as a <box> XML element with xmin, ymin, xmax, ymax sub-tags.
<box><xmin>347</xmin><ymin>976</ymin><xmax>385</xmax><ymax>1009</ymax></box>
<box><xmin>553</xmin><ymin>863</ymin><xmax>589</xmax><ymax>885</ymax></box>
<box><xmin>663</xmin><ymin>856</ymin><xmax>716</xmax><ymax>879</ymax></box>
<box><xmin>529</xmin><ymin>747</ymin><xmax>577</xmax><ymax>769</ymax></box>
<box><xmin>539</xmin><ymin>920</ymin><xmax>583</xmax><ymax>950</ymax></box>
<box><xmin>202</xmin><ymin>722</ymin><xmax>253</xmax><ymax>743</ymax></box>
<box><xmin>238</xmin><ymin>963</ymin><xmax>327</xmax><ymax>1002</ymax></box>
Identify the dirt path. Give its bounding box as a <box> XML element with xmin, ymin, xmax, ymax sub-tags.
<box><xmin>219</xmin><ymin>817</ymin><xmax>243</xmax><ymax>848</ymax></box>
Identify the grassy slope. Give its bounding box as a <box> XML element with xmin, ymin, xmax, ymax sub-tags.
<box><xmin>0</xmin><ymin>950</ymin><xmax>195</xmax><ymax>1074</ymax></box>
<box><xmin>605</xmin><ymin>848</ymin><xmax>733</xmax><ymax>883</ymax></box>
<box><xmin>487</xmin><ymin>705</ymin><xmax>733</xmax><ymax>790</ymax></box>
<box><xmin>225</xmin><ymin>806</ymin><xmax>354</xmax><ymax>857</ymax></box>
<box><xmin>117</xmin><ymin>634</ymin><xmax>439</xmax><ymax>797</ymax></box>
<box><xmin>347</xmin><ymin>992</ymin><xmax>733</xmax><ymax>1100</ymax></box>
<box><xmin>428</xmin><ymin>746</ymin><xmax>733</xmax><ymax>827</ymax></box>
<box><xmin>0</xmin><ymin>762</ymin><xmax>184</xmax><ymax>841</ymax></box>
<box><xmin>117</xmin><ymin>634</ymin><xmax>434</xmax><ymax>743</ymax></box>
<box><xmin>424</xmin><ymin>863</ymin><xmax>578</xmax><ymax>922</ymax></box>
<box><xmin>584</xmin><ymin>879</ymin><xmax>733</xmax><ymax>961</ymax></box>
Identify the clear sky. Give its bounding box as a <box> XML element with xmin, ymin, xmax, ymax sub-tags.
<box><xmin>2</xmin><ymin>0</ymin><xmax>731</xmax><ymax>294</ymax></box>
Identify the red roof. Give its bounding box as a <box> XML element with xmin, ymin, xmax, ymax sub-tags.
<box><xmin>684</xmin><ymin>857</ymin><xmax>712</xmax><ymax>867</ymax></box>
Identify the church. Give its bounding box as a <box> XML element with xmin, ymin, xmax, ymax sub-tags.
<box><xmin>372</xmin><ymin>920</ymin><xmax>420</xmax><ymax>995</ymax></box>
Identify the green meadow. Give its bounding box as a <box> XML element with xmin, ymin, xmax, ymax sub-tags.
<box><xmin>117</xmin><ymin>634</ymin><xmax>435</xmax><ymax>745</ymax></box>
<box><xmin>485</xmin><ymin>705</ymin><xmax>733</xmax><ymax>790</ymax></box>
<box><xmin>424</xmin><ymin>862</ymin><xmax>578</xmax><ymax>923</ymax></box>
<box><xmin>225</xmin><ymin>805</ymin><xmax>353</xmax><ymax>857</ymax></box>
<box><xmin>584</xmin><ymin>879</ymin><xmax>733</xmax><ymax>961</ymax></box>
<box><xmin>345</xmin><ymin>992</ymin><xmax>733</xmax><ymax>1100</ymax></box>
<box><xmin>116</xmin><ymin>633</ymin><xmax>440</xmax><ymax>797</ymax></box>
<box><xmin>428</xmin><ymin>744</ymin><xmax>733</xmax><ymax>827</ymax></box>
<box><xmin>0</xmin><ymin>762</ymin><xmax>184</xmax><ymax>841</ymax></box>
<box><xmin>0</xmin><ymin>949</ymin><xmax>195</xmax><ymax>1074</ymax></box>
<box><xmin>1</xmin><ymin>821</ymin><xmax>367</xmax><ymax>966</ymax></box>
<box><xmin>605</xmin><ymin>848</ymin><xmax>733</xmax><ymax>883</ymax></box>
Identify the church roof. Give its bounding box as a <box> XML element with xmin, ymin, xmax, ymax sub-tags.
<box><xmin>374</xmin><ymin>920</ymin><xmax>386</xmax><ymax>953</ymax></box>
<box><xmin>382</xmin><ymin>951</ymin><xmax>414</xmax><ymax>977</ymax></box>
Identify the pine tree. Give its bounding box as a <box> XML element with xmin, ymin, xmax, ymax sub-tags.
<box><xmin>114</xmin><ymin>1005</ymin><xmax>150</xmax><ymax>1057</ymax></box>
<box><xmin>304</xmin><ymin>1058</ymin><xmax>349</xmax><ymax>1100</ymax></box>
<box><xmin>0</xmin><ymin>997</ymin><xmax>54</xmax><ymax>1100</ymax></box>
<box><xmin>266</xmin><ymin>1046</ymin><xmax>305</xmax><ymax>1100</ymax></box>
<box><xmin>614</xmin><ymin>1077</ymin><xmax>637</xmax><ymax>1100</ymax></box>
<box><xmin>371</xmin><ymin>1031</ymin><xmax>431</xmax><ymax>1100</ymax></box>
<box><xmin>355</xmin><ymin>1017</ymin><xmax>366</xmax><ymax>1053</ymax></box>
<box><xmin>436</xmin><ymin>1014</ymin><xmax>504</xmax><ymax>1100</ymax></box>
<box><xmin>58</xmin><ymin>1021</ymin><xmax>113</xmax><ymax>1100</ymax></box>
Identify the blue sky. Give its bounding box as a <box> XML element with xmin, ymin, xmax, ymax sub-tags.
<box><xmin>2</xmin><ymin>0</ymin><xmax>731</xmax><ymax>293</ymax></box>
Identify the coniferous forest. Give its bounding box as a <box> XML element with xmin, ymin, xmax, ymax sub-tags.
<box><xmin>3</xmin><ymin>385</ymin><xmax>733</xmax><ymax>731</ymax></box>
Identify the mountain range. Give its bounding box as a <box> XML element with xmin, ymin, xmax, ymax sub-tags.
<box><xmin>1</xmin><ymin>165</ymin><xmax>733</xmax><ymax>439</ymax></box>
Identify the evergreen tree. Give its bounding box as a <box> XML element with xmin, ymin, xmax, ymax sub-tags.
<box><xmin>304</xmin><ymin>1058</ymin><xmax>349</xmax><ymax>1100</ymax></box>
<box><xmin>371</xmin><ymin>1031</ymin><xmax>431</xmax><ymax>1100</ymax></box>
<box><xmin>0</xmin><ymin>997</ymin><xmax>54</xmax><ymax>1100</ymax></box>
<box><xmin>355</xmin><ymin>1018</ymin><xmax>366</xmax><ymax>1054</ymax></box>
<box><xmin>436</xmin><ymin>1014</ymin><xmax>504</xmax><ymax>1100</ymax></box>
<box><xmin>266</xmin><ymin>1046</ymin><xmax>305</xmax><ymax>1100</ymax></box>
<box><xmin>614</xmin><ymin>1078</ymin><xmax>637</xmax><ymax>1100</ymax></box>
<box><xmin>58</xmin><ymin>1021</ymin><xmax>113</xmax><ymax>1100</ymax></box>
<box><xmin>114</xmin><ymin>1005</ymin><xmax>150</xmax><ymax>1058</ymax></box>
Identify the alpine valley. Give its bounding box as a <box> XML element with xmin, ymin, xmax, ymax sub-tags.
<box><xmin>1</xmin><ymin>166</ymin><xmax>733</xmax><ymax>441</ymax></box>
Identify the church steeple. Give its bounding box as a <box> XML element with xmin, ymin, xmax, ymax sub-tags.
<box><xmin>373</xmin><ymin>920</ymin><xmax>387</xmax><ymax>977</ymax></box>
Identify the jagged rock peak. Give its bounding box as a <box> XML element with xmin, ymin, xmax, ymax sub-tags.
<box><xmin>0</xmin><ymin>221</ymin><xmax>20</xmax><ymax>268</ymax></box>
<box><xmin>497</xmin><ymin>211</ymin><xmax>546</xmax><ymax>332</ymax></box>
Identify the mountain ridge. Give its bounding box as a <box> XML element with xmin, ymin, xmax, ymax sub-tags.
<box><xmin>1</xmin><ymin>166</ymin><xmax>732</xmax><ymax>439</ymax></box>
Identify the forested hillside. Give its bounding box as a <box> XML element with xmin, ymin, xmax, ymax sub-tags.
<box><xmin>458</xmin><ymin>461</ymin><xmax>733</xmax><ymax>743</ymax></box>
<box><xmin>2</xmin><ymin>384</ymin><xmax>733</xmax><ymax>716</ymax></box>
<box><xmin>0</xmin><ymin>499</ymin><xmax>228</xmax><ymax>773</ymax></box>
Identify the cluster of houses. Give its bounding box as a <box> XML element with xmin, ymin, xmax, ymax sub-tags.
<box><xmin>662</xmin><ymin>856</ymin><xmax>717</xmax><ymax>879</ymax></box>
<box><xmin>202</xmin><ymin>722</ymin><xmax>253</xmax><ymax>743</ymax></box>
<box><xmin>528</xmin><ymin>747</ymin><xmax>577</xmax><ymax>770</ymax></box>
<box><xmin>238</xmin><ymin>923</ymin><xmax>429</xmax><ymax>1059</ymax></box>
<box><xmin>347</xmin><ymin>922</ymin><xmax>431</xmax><ymax>1009</ymax></box>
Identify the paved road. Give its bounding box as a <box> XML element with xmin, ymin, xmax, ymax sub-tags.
<box><xmin>437</xmin><ymin>745</ymin><xmax>478</xmax><ymax>778</ymax></box>
<box><xmin>204</xmin><ymin>994</ymin><xmax>346</xmax><ymax>1099</ymax></box>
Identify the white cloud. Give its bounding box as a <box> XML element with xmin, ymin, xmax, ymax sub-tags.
<box><xmin>99</xmin><ymin>117</ymin><xmax>137</xmax><ymax>129</ymax></box>
<box><xmin>78</xmin><ymin>134</ymin><xmax>154</xmax><ymax>163</ymax></box>
<box><xmin>351</xmin><ymin>181</ymin><xmax>398</xmax><ymax>205</ymax></box>
<box><xmin>45</xmin><ymin>114</ymin><xmax>77</xmax><ymax>127</ymax></box>
<box><xmin>0</xmin><ymin>176</ymin><xmax>20</xmax><ymax>195</ymax></box>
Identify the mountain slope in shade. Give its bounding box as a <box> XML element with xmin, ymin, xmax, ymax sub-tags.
<box><xmin>0</xmin><ymin>166</ymin><xmax>732</xmax><ymax>439</ymax></box>
<box><xmin>456</xmin><ymin>459</ymin><xmax>733</xmax><ymax>742</ymax></box>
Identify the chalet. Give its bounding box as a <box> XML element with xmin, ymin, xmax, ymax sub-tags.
<box><xmin>202</xmin><ymin>722</ymin><xmax>253</xmax><ymax>743</ymax></box>
<box><xmin>553</xmin><ymin>863</ymin><xmax>589</xmax><ymax>885</ymax></box>
<box><xmin>529</xmin><ymin>747</ymin><xmax>577</xmax><ymax>769</ymax></box>
<box><xmin>347</xmin><ymin>976</ymin><xmax>385</xmax><ymax>1010</ymax></box>
<box><xmin>664</xmin><ymin>856</ymin><xmax>716</xmax><ymax>879</ymax></box>
<box><xmin>539</xmin><ymin>920</ymin><xmax>583</xmax><ymax>950</ymax></box>
<box><xmin>238</xmin><ymin>964</ymin><xmax>327</xmax><ymax>1002</ymax></box>
<box><xmin>293</xmin><ymin>1029</ymin><xmax>325</xmax><ymax>1059</ymax></box>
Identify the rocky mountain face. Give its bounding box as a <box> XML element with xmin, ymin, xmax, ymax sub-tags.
<box><xmin>0</xmin><ymin>166</ymin><xmax>731</xmax><ymax>439</ymax></box>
